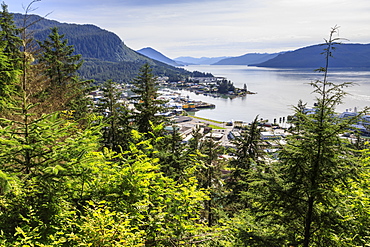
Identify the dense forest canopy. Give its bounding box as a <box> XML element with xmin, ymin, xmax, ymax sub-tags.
<box><xmin>0</xmin><ymin>3</ymin><xmax>370</xmax><ymax>246</ymax></box>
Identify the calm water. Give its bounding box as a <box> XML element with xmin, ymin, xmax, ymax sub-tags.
<box><xmin>177</xmin><ymin>65</ymin><xmax>370</xmax><ymax>123</ymax></box>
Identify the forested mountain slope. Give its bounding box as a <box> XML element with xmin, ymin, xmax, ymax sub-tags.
<box><xmin>13</xmin><ymin>13</ymin><xmax>192</xmax><ymax>83</ymax></box>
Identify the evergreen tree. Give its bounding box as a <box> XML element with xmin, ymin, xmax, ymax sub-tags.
<box><xmin>227</xmin><ymin>116</ymin><xmax>263</xmax><ymax>209</ymax></box>
<box><xmin>289</xmin><ymin>99</ymin><xmax>308</xmax><ymax>133</ymax></box>
<box><xmin>97</xmin><ymin>79</ymin><xmax>132</xmax><ymax>152</ymax></box>
<box><xmin>154</xmin><ymin>126</ymin><xmax>187</xmax><ymax>177</ymax></box>
<box><xmin>0</xmin><ymin>3</ymin><xmax>22</xmax><ymax>116</ymax></box>
<box><xmin>0</xmin><ymin>28</ymin><xmax>102</xmax><ymax>242</ymax></box>
<box><xmin>217</xmin><ymin>79</ymin><xmax>235</xmax><ymax>94</ymax></box>
<box><xmin>335</xmin><ymin>144</ymin><xmax>370</xmax><ymax>245</ymax></box>
<box><xmin>243</xmin><ymin>83</ymin><xmax>247</xmax><ymax>91</ymax></box>
<box><xmin>198</xmin><ymin>135</ymin><xmax>226</xmax><ymax>227</ymax></box>
<box><xmin>152</xmin><ymin>125</ymin><xmax>206</xmax><ymax>183</ymax></box>
<box><xmin>244</xmin><ymin>26</ymin><xmax>364</xmax><ymax>246</ymax></box>
<box><xmin>38</xmin><ymin>27</ymin><xmax>83</xmax><ymax>88</ymax></box>
<box><xmin>131</xmin><ymin>63</ymin><xmax>166</xmax><ymax>134</ymax></box>
<box><xmin>37</xmin><ymin>27</ymin><xmax>91</xmax><ymax>113</ymax></box>
<box><xmin>0</xmin><ymin>42</ymin><xmax>19</xmax><ymax>115</ymax></box>
<box><xmin>188</xmin><ymin>125</ymin><xmax>203</xmax><ymax>152</ymax></box>
<box><xmin>0</xmin><ymin>3</ymin><xmax>22</xmax><ymax>68</ymax></box>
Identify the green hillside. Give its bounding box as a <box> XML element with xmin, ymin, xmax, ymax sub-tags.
<box><xmin>13</xmin><ymin>13</ymin><xmax>193</xmax><ymax>83</ymax></box>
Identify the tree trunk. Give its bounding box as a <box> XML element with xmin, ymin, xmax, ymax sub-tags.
<box><xmin>303</xmin><ymin>196</ymin><xmax>314</xmax><ymax>247</ymax></box>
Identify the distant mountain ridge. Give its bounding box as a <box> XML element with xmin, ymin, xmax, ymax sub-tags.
<box><xmin>136</xmin><ymin>47</ymin><xmax>180</xmax><ymax>66</ymax></box>
<box><xmin>213</xmin><ymin>53</ymin><xmax>280</xmax><ymax>65</ymax></box>
<box><xmin>252</xmin><ymin>43</ymin><xmax>370</xmax><ymax>68</ymax></box>
<box><xmin>174</xmin><ymin>44</ymin><xmax>370</xmax><ymax>68</ymax></box>
<box><xmin>174</xmin><ymin>56</ymin><xmax>229</xmax><ymax>65</ymax></box>
<box><xmin>12</xmin><ymin>13</ymin><xmax>370</xmax><ymax>81</ymax></box>
<box><xmin>174</xmin><ymin>53</ymin><xmax>280</xmax><ymax>65</ymax></box>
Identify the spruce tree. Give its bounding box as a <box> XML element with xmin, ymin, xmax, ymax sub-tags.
<box><xmin>97</xmin><ymin>79</ymin><xmax>132</xmax><ymax>152</ymax></box>
<box><xmin>131</xmin><ymin>63</ymin><xmax>166</xmax><ymax>134</ymax></box>
<box><xmin>0</xmin><ymin>3</ymin><xmax>22</xmax><ymax>116</ymax></box>
<box><xmin>188</xmin><ymin>125</ymin><xmax>203</xmax><ymax>152</ymax></box>
<box><xmin>0</xmin><ymin>42</ymin><xmax>19</xmax><ymax>115</ymax></box>
<box><xmin>37</xmin><ymin>27</ymin><xmax>91</xmax><ymax>113</ymax></box>
<box><xmin>198</xmin><ymin>135</ymin><xmax>226</xmax><ymax>227</ymax></box>
<box><xmin>153</xmin><ymin>125</ymin><xmax>205</xmax><ymax>182</ymax></box>
<box><xmin>0</xmin><ymin>28</ymin><xmax>101</xmax><ymax>243</ymax></box>
<box><xmin>0</xmin><ymin>3</ymin><xmax>22</xmax><ymax>68</ymax></box>
<box><xmin>0</xmin><ymin>6</ymin><xmax>103</xmax><ymax>241</ymax></box>
<box><xmin>38</xmin><ymin>27</ymin><xmax>83</xmax><ymax>88</ymax></box>
<box><xmin>244</xmin><ymin>26</ymin><xmax>364</xmax><ymax>246</ymax></box>
<box><xmin>227</xmin><ymin>116</ymin><xmax>263</xmax><ymax>209</ymax></box>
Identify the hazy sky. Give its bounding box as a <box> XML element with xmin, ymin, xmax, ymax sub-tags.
<box><xmin>6</xmin><ymin>0</ymin><xmax>370</xmax><ymax>58</ymax></box>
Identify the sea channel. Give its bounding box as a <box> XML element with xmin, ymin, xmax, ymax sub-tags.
<box><xmin>175</xmin><ymin>65</ymin><xmax>370</xmax><ymax>123</ymax></box>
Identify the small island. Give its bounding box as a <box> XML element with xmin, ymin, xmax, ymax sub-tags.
<box><xmin>161</xmin><ymin>72</ymin><xmax>256</xmax><ymax>99</ymax></box>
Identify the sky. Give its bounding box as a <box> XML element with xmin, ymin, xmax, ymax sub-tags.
<box><xmin>6</xmin><ymin>0</ymin><xmax>370</xmax><ymax>58</ymax></box>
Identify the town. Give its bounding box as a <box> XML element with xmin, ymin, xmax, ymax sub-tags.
<box><xmin>89</xmin><ymin>76</ymin><xmax>370</xmax><ymax>158</ymax></box>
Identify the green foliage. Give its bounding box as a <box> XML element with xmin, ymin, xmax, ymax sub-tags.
<box><xmin>235</xmin><ymin>26</ymin><xmax>369</xmax><ymax>247</ymax></box>
<box><xmin>131</xmin><ymin>63</ymin><xmax>167</xmax><ymax>134</ymax></box>
<box><xmin>66</xmin><ymin>135</ymin><xmax>213</xmax><ymax>246</ymax></box>
<box><xmin>0</xmin><ymin>44</ymin><xmax>19</xmax><ymax>115</ymax></box>
<box><xmin>0</xmin><ymin>5</ymin><xmax>226</xmax><ymax>246</ymax></box>
<box><xmin>227</xmin><ymin>116</ymin><xmax>264</xmax><ymax>209</ymax></box>
<box><xmin>96</xmin><ymin>79</ymin><xmax>133</xmax><ymax>151</ymax></box>
<box><xmin>0</xmin><ymin>3</ymin><xmax>22</xmax><ymax>68</ymax></box>
<box><xmin>37</xmin><ymin>26</ymin><xmax>93</xmax><ymax>114</ymax></box>
<box><xmin>153</xmin><ymin>125</ymin><xmax>201</xmax><ymax>180</ymax></box>
<box><xmin>38</xmin><ymin>27</ymin><xmax>83</xmax><ymax>88</ymax></box>
<box><xmin>0</xmin><ymin>109</ymin><xmax>102</xmax><ymax>241</ymax></box>
<box><xmin>217</xmin><ymin>79</ymin><xmax>235</xmax><ymax>94</ymax></box>
<box><xmin>0</xmin><ymin>4</ymin><xmax>22</xmax><ymax>116</ymax></box>
<box><xmin>0</xmin><ymin>95</ymin><xmax>215</xmax><ymax>245</ymax></box>
<box><xmin>2</xmin><ymin>4</ymin><xmax>370</xmax><ymax>246</ymax></box>
<box><xmin>69</xmin><ymin>201</ymin><xmax>145</xmax><ymax>246</ymax></box>
<box><xmin>197</xmin><ymin>135</ymin><xmax>228</xmax><ymax>227</ymax></box>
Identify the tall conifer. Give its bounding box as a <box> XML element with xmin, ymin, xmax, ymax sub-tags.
<box><xmin>97</xmin><ymin>79</ymin><xmax>132</xmax><ymax>151</ymax></box>
<box><xmin>38</xmin><ymin>27</ymin><xmax>91</xmax><ymax>113</ymax></box>
<box><xmin>131</xmin><ymin>63</ymin><xmax>166</xmax><ymax>134</ymax></box>
<box><xmin>227</xmin><ymin>116</ymin><xmax>263</xmax><ymax>209</ymax></box>
<box><xmin>0</xmin><ymin>5</ymin><xmax>101</xmax><ymax>241</ymax></box>
<box><xmin>0</xmin><ymin>3</ymin><xmax>22</xmax><ymax>68</ymax></box>
<box><xmin>244</xmin><ymin>26</ymin><xmax>364</xmax><ymax>246</ymax></box>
